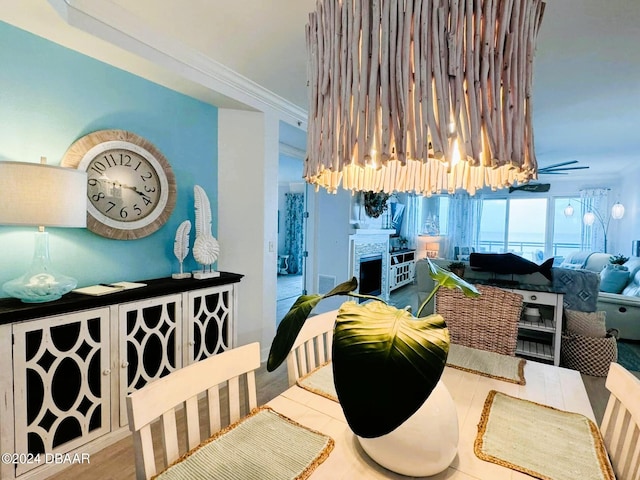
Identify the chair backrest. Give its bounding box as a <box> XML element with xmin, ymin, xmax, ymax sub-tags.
<box><xmin>600</xmin><ymin>362</ymin><xmax>640</xmax><ymax>479</ymax></box>
<box><xmin>286</xmin><ymin>310</ymin><xmax>336</xmax><ymax>386</ymax></box>
<box><xmin>126</xmin><ymin>342</ymin><xmax>261</xmax><ymax>480</ymax></box>
<box><xmin>436</xmin><ymin>285</ymin><xmax>523</xmax><ymax>356</ymax></box>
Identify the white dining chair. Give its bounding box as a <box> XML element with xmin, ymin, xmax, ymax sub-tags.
<box><xmin>126</xmin><ymin>342</ymin><xmax>261</xmax><ymax>480</ymax></box>
<box><xmin>286</xmin><ymin>310</ymin><xmax>336</xmax><ymax>386</ymax></box>
<box><xmin>600</xmin><ymin>362</ymin><xmax>640</xmax><ymax>480</ymax></box>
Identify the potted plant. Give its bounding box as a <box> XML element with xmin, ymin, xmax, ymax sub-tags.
<box><xmin>447</xmin><ymin>261</ymin><xmax>466</xmax><ymax>278</ymax></box>
<box><xmin>363</xmin><ymin>191</ymin><xmax>390</xmax><ymax>218</ymax></box>
<box><xmin>609</xmin><ymin>254</ymin><xmax>629</xmax><ymax>268</ymax></box>
<box><xmin>267</xmin><ymin>259</ymin><xmax>479</xmax><ymax>476</ymax></box>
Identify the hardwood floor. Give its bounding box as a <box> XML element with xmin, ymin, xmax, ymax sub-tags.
<box><xmin>276</xmin><ymin>273</ymin><xmax>303</xmax><ymax>322</ymax></box>
<box><xmin>46</xmin><ymin>281</ymin><xmax>610</xmax><ymax>480</ymax></box>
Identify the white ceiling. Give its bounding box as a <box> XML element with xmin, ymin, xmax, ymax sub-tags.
<box><xmin>1</xmin><ymin>0</ymin><xmax>639</xmax><ymax>183</ymax></box>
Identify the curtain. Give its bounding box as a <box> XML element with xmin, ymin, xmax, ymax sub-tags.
<box><xmin>444</xmin><ymin>193</ymin><xmax>481</xmax><ymax>260</ymax></box>
<box><xmin>580</xmin><ymin>188</ymin><xmax>608</xmax><ymax>252</ymax></box>
<box><xmin>284</xmin><ymin>193</ymin><xmax>305</xmax><ymax>274</ymax></box>
<box><xmin>400</xmin><ymin>194</ymin><xmax>422</xmax><ymax>249</ymax></box>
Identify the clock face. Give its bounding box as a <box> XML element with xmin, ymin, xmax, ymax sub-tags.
<box><xmin>82</xmin><ymin>143</ymin><xmax>166</xmax><ymax>227</ymax></box>
<box><xmin>61</xmin><ymin>130</ymin><xmax>176</xmax><ymax>239</ymax></box>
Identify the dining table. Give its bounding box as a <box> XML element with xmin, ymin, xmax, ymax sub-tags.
<box><xmin>266</xmin><ymin>358</ymin><xmax>598</xmax><ymax>479</ymax></box>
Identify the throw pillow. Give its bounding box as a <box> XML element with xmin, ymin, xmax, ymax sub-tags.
<box><xmin>600</xmin><ymin>264</ymin><xmax>630</xmax><ymax>294</ymax></box>
<box><xmin>622</xmin><ymin>270</ymin><xmax>640</xmax><ymax>297</ymax></box>
<box><xmin>565</xmin><ymin>309</ymin><xmax>607</xmax><ymax>338</ymax></box>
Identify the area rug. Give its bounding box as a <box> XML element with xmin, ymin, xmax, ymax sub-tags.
<box><xmin>297</xmin><ymin>363</ymin><xmax>338</xmax><ymax>402</ymax></box>
<box><xmin>154</xmin><ymin>407</ymin><xmax>334</xmax><ymax>480</ymax></box>
<box><xmin>475</xmin><ymin>390</ymin><xmax>615</xmax><ymax>480</ymax></box>
<box><xmin>617</xmin><ymin>340</ymin><xmax>640</xmax><ymax>372</ymax></box>
<box><xmin>446</xmin><ymin>344</ymin><xmax>526</xmax><ymax>385</ymax></box>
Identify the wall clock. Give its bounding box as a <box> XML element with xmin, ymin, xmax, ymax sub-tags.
<box><xmin>61</xmin><ymin>129</ymin><xmax>177</xmax><ymax>240</ymax></box>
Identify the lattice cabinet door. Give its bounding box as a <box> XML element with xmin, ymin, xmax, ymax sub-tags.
<box><xmin>12</xmin><ymin>309</ymin><xmax>111</xmax><ymax>476</ymax></box>
<box><xmin>185</xmin><ymin>284</ymin><xmax>235</xmax><ymax>365</ymax></box>
<box><xmin>118</xmin><ymin>294</ymin><xmax>182</xmax><ymax>426</ymax></box>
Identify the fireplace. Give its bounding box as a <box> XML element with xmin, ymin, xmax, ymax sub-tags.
<box><xmin>349</xmin><ymin>231</ymin><xmax>392</xmax><ymax>302</ymax></box>
<box><xmin>359</xmin><ymin>254</ymin><xmax>383</xmax><ymax>297</ymax></box>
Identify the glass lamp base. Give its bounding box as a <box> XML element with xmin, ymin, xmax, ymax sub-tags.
<box><xmin>3</xmin><ymin>271</ymin><xmax>77</xmax><ymax>303</ymax></box>
<box><xmin>2</xmin><ymin>231</ymin><xmax>77</xmax><ymax>303</ymax></box>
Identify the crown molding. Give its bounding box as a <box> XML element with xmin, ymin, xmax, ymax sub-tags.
<box><xmin>279</xmin><ymin>143</ymin><xmax>306</xmax><ymax>160</ymax></box>
<box><xmin>47</xmin><ymin>0</ymin><xmax>308</xmax><ymax>129</ymax></box>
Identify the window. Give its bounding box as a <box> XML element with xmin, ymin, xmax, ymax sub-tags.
<box><xmin>438</xmin><ymin>196</ymin><xmax>449</xmax><ymax>235</ymax></box>
<box><xmin>434</xmin><ymin>194</ymin><xmax>588</xmax><ymax>263</ymax></box>
<box><xmin>508</xmin><ymin>198</ymin><xmax>547</xmax><ymax>261</ymax></box>
<box><xmin>552</xmin><ymin>197</ymin><xmax>584</xmax><ymax>259</ymax></box>
<box><xmin>477</xmin><ymin>199</ymin><xmax>506</xmax><ymax>253</ymax></box>
<box><xmin>476</xmin><ymin>197</ymin><xmax>547</xmax><ymax>261</ymax></box>
<box><xmin>420</xmin><ymin>196</ymin><xmax>448</xmax><ymax>235</ymax></box>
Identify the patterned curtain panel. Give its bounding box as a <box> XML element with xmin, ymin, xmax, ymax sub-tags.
<box><xmin>445</xmin><ymin>193</ymin><xmax>481</xmax><ymax>260</ymax></box>
<box><xmin>399</xmin><ymin>194</ymin><xmax>422</xmax><ymax>249</ymax></box>
<box><xmin>285</xmin><ymin>193</ymin><xmax>305</xmax><ymax>274</ymax></box>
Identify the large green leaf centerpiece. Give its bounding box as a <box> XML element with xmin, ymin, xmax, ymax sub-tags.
<box><xmin>333</xmin><ymin>301</ymin><xmax>449</xmax><ymax>437</ymax></box>
<box><xmin>267</xmin><ymin>258</ymin><xmax>479</xmax><ymax>439</ymax></box>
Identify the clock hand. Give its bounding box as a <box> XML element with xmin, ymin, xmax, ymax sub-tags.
<box><xmin>119</xmin><ymin>183</ymin><xmax>153</xmax><ymax>201</ymax></box>
<box><xmin>119</xmin><ymin>183</ymin><xmax>145</xmax><ymax>195</ymax></box>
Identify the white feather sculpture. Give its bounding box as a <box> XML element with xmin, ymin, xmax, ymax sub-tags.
<box><xmin>193</xmin><ymin>185</ymin><xmax>220</xmax><ymax>277</ymax></box>
<box><xmin>171</xmin><ymin>220</ymin><xmax>192</xmax><ymax>279</ymax></box>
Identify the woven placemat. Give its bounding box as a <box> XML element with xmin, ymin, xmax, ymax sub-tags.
<box><xmin>475</xmin><ymin>390</ymin><xmax>615</xmax><ymax>480</ymax></box>
<box><xmin>446</xmin><ymin>344</ymin><xmax>526</xmax><ymax>385</ymax></box>
<box><xmin>153</xmin><ymin>406</ymin><xmax>334</xmax><ymax>480</ymax></box>
<box><xmin>296</xmin><ymin>362</ymin><xmax>338</xmax><ymax>402</ymax></box>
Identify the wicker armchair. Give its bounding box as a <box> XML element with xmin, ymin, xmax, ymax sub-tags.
<box><xmin>436</xmin><ymin>285</ymin><xmax>523</xmax><ymax>356</ymax></box>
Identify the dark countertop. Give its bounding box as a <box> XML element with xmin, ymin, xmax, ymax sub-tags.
<box><xmin>472</xmin><ymin>278</ymin><xmax>563</xmax><ymax>294</ymax></box>
<box><xmin>0</xmin><ymin>272</ymin><xmax>243</xmax><ymax>325</ymax></box>
<box><xmin>389</xmin><ymin>249</ymin><xmax>415</xmax><ymax>254</ymax></box>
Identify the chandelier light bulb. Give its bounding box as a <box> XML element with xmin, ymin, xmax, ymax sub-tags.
<box><xmin>451</xmin><ymin>139</ymin><xmax>461</xmax><ymax>168</ymax></box>
<box><xmin>563</xmin><ymin>203</ymin><xmax>574</xmax><ymax>217</ymax></box>
<box><xmin>611</xmin><ymin>202</ymin><xmax>625</xmax><ymax>220</ymax></box>
<box><xmin>583</xmin><ymin>212</ymin><xmax>596</xmax><ymax>226</ymax></box>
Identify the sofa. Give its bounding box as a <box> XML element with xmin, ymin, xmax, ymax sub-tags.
<box><xmin>559</xmin><ymin>252</ymin><xmax>640</xmax><ymax>341</ymax></box>
<box><xmin>415</xmin><ymin>253</ymin><xmax>640</xmax><ymax>340</ymax></box>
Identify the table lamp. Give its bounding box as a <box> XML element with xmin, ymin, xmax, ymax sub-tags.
<box><xmin>0</xmin><ymin>159</ymin><xmax>87</xmax><ymax>302</ymax></box>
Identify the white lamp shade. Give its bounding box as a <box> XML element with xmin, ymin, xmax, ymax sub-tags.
<box><xmin>0</xmin><ymin>161</ymin><xmax>87</xmax><ymax>227</ymax></box>
<box><xmin>611</xmin><ymin>202</ymin><xmax>625</xmax><ymax>220</ymax></box>
<box><xmin>563</xmin><ymin>204</ymin><xmax>574</xmax><ymax>217</ymax></box>
<box><xmin>583</xmin><ymin>212</ymin><xmax>596</xmax><ymax>226</ymax></box>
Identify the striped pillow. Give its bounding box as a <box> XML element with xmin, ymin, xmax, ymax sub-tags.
<box><xmin>565</xmin><ymin>309</ymin><xmax>607</xmax><ymax>338</ymax></box>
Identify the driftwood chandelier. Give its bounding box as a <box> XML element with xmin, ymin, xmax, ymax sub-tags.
<box><xmin>304</xmin><ymin>0</ymin><xmax>546</xmax><ymax>195</ymax></box>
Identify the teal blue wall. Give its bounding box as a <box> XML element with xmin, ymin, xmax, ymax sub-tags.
<box><xmin>0</xmin><ymin>21</ymin><xmax>218</xmax><ymax>297</ymax></box>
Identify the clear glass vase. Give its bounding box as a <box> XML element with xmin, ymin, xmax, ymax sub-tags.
<box><xmin>3</xmin><ymin>231</ymin><xmax>77</xmax><ymax>303</ymax></box>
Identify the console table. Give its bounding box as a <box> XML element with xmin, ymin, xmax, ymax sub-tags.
<box><xmin>474</xmin><ymin>280</ymin><xmax>564</xmax><ymax>366</ymax></box>
<box><xmin>0</xmin><ymin>273</ymin><xmax>242</xmax><ymax>480</ymax></box>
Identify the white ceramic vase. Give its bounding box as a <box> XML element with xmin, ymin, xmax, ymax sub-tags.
<box><xmin>357</xmin><ymin>380</ymin><xmax>459</xmax><ymax>477</ymax></box>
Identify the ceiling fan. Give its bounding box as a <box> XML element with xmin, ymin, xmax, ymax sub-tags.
<box><xmin>509</xmin><ymin>160</ymin><xmax>590</xmax><ymax>193</ymax></box>
<box><xmin>538</xmin><ymin>160</ymin><xmax>590</xmax><ymax>175</ymax></box>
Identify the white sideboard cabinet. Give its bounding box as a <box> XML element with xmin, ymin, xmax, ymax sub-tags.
<box><xmin>0</xmin><ymin>273</ymin><xmax>241</xmax><ymax>480</ymax></box>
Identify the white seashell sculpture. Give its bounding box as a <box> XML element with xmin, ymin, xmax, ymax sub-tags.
<box><xmin>192</xmin><ymin>185</ymin><xmax>220</xmax><ymax>279</ymax></box>
<box><xmin>171</xmin><ymin>220</ymin><xmax>192</xmax><ymax>279</ymax></box>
